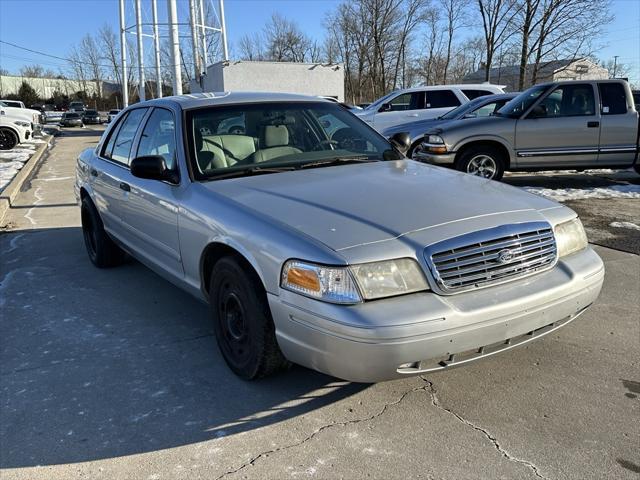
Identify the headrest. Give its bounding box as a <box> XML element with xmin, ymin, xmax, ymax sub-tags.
<box><xmin>264</xmin><ymin>125</ymin><xmax>289</xmax><ymax>147</ymax></box>
<box><xmin>195</xmin><ymin>128</ymin><xmax>203</xmax><ymax>150</ymax></box>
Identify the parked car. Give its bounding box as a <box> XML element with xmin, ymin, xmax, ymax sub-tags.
<box><xmin>633</xmin><ymin>90</ymin><xmax>640</xmax><ymax>111</ymax></box>
<box><xmin>83</xmin><ymin>109</ymin><xmax>102</xmax><ymax>124</ymax></box>
<box><xmin>0</xmin><ymin>99</ymin><xmax>26</xmax><ymax>109</ymax></box>
<box><xmin>60</xmin><ymin>112</ymin><xmax>84</xmax><ymax>127</ymax></box>
<box><xmin>0</xmin><ymin>116</ymin><xmax>32</xmax><ymax>150</ymax></box>
<box><xmin>69</xmin><ymin>101</ymin><xmax>87</xmax><ymax>113</ymax></box>
<box><xmin>43</xmin><ymin>104</ymin><xmax>63</xmax><ymax>123</ymax></box>
<box><xmin>76</xmin><ymin>92</ymin><xmax>604</xmax><ymax>382</ymax></box>
<box><xmin>0</xmin><ymin>100</ymin><xmax>43</xmax><ymax>130</ymax></box>
<box><xmin>354</xmin><ymin>84</ymin><xmax>505</xmax><ymax>131</ymax></box>
<box><xmin>382</xmin><ymin>93</ymin><xmax>517</xmax><ymax>157</ymax></box>
<box><xmin>106</xmin><ymin>109</ymin><xmax>121</xmax><ymax>123</ymax></box>
<box><xmin>414</xmin><ymin>79</ymin><xmax>640</xmax><ymax>180</ymax></box>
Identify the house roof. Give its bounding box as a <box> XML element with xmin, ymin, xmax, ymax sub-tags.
<box><xmin>463</xmin><ymin>58</ymin><xmax>593</xmax><ymax>82</ymax></box>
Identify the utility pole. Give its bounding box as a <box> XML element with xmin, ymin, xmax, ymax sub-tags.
<box><xmin>613</xmin><ymin>55</ymin><xmax>619</xmax><ymax>78</ymax></box>
<box><xmin>135</xmin><ymin>0</ymin><xmax>145</xmax><ymax>101</ymax></box>
<box><xmin>189</xmin><ymin>0</ymin><xmax>201</xmax><ymax>80</ymax></box>
<box><xmin>118</xmin><ymin>0</ymin><xmax>129</xmax><ymax>107</ymax></box>
<box><xmin>167</xmin><ymin>0</ymin><xmax>183</xmax><ymax>95</ymax></box>
<box><xmin>198</xmin><ymin>0</ymin><xmax>208</xmax><ymax>75</ymax></box>
<box><xmin>151</xmin><ymin>0</ymin><xmax>162</xmax><ymax>98</ymax></box>
<box><xmin>219</xmin><ymin>0</ymin><xmax>229</xmax><ymax>61</ymax></box>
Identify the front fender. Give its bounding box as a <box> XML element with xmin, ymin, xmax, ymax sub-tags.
<box><xmin>451</xmin><ymin>134</ymin><xmax>516</xmax><ymax>166</ymax></box>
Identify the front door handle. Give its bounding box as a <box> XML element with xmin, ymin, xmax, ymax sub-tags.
<box><xmin>587</xmin><ymin>121</ymin><xmax>600</xmax><ymax>128</ymax></box>
<box><xmin>407</xmin><ymin>113</ymin><xmax>419</xmax><ymax>117</ymax></box>
<box><xmin>119</xmin><ymin>182</ymin><xmax>131</xmax><ymax>192</ymax></box>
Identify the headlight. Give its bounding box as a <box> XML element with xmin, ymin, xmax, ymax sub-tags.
<box><xmin>281</xmin><ymin>258</ymin><xmax>429</xmax><ymax>304</ymax></box>
<box><xmin>426</xmin><ymin>134</ymin><xmax>444</xmax><ymax>144</ymax></box>
<box><xmin>281</xmin><ymin>260</ymin><xmax>361</xmax><ymax>304</ymax></box>
<box><xmin>350</xmin><ymin>259</ymin><xmax>429</xmax><ymax>300</ymax></box>
<box><xmin>554</xmin><ymin>218</ymin><xmax>588</xmax><ymax>257</ymax></box>
<box><xmin>13</xmin><ymin>121</ymin><xmax>30</xmax><ymax>127</ymax></box>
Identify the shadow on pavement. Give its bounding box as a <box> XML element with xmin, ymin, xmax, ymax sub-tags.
<box><xmin>0</xmin><ymin>227</ymin><xmax>366</xmax><ymax>468</ymax></box>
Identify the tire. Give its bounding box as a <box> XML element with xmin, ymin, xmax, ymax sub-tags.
<box><xmin>0</xmin><ymin>127</ymin><xmax>19</xmax><ymax>150</ymax></box>
<box><xmin>407</xmin><ymin>139</ymin><xmax>423</xmax><ymax>159</ymax></box>
<box><xmin>209</xmin><ymin>257</ymin><xmax>289</xmax><ymax>379</ymax></box>
<box><xmin>81</xmin><ymin>196</ymin><xmax>127</xmax><ymax>268</ymax></box>
<box><xmin>456</xmin><ymin>145</ymin><xmax>505</xmax><ymax>181</ymax></box>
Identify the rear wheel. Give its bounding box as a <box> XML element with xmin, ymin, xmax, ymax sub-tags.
<box><xmin>0</xmin><ymin>127</ymin><xmax>19</xmax><ymax>150</ymax></box>
<box><xmin>456</xmin><ymin>145</ymin><xmax>505</xmax><ymax>181</ymax></box>
<box><xmin>209</xmin><ymin>257</ymin><xmax>289</xmax><ymax>379</ymax></box>
<box><xmin>81</xmin><ymin>196</ymin><xmax>127</xmax><ymax>268</ymax></box>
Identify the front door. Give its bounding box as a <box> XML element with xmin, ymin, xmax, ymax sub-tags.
<box><xmin>372</xmin><ymin>92</ymin><xmax>425</xmax><ymax>131</ymax></box>
<box><xmin>515</xmin><ymin>83</ymin><xmax>601</xmax><ymax>167</ymax></box>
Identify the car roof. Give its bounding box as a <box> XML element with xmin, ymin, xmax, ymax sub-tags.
<box><xmin>134</xmin><ymin>91</ymin><xmax>334</xmax><ymax>110</ymax></box>
<box><xmin>387</xmin><ymin>84</ymin><xmax>505</xmax><ymax>94</ymax></box>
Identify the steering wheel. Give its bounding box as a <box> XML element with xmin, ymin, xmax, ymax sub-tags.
<box><xmin>312</xmin><ymin>139</ymin><xmax>339</xmax><ymax>151</ymax></box>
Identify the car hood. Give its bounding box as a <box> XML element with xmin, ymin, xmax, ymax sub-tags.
<box><xmin>382</xmin><ymin>118</ymin><xmax>451</xmax><ymax>137</ymax></box>
<box><xmin>204</xmin><ymin>160</ymin><xmax>561</xmax><ymax>255</ymax></box>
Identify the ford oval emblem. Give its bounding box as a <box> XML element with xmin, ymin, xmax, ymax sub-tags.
<box><xmin>497</xmin><ymin>249</ymin><xmax>515</xmax><ymax>264</ymax></box>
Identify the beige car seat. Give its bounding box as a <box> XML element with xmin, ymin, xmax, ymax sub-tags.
<box><xmin>251</xmin><ymin>125</ymin><xmax>302</xmax><ymax>163</ymax></box>
<box><xmin>195</xmin><ymin>129</ymin><xmax>256</xmax><ymax>171</ymax></box>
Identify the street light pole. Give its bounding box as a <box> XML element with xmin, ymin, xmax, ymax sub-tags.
<box><xmin>167</xmin><ymin>0</ymin><xmax>183</xmax><ymax>95</ymax></box>
<box><xmin>118</xmin><ymin>0</ymin><xmax>129</xmax><ymax>107</ymax></box>
<box><xmin>151</xmin><ymin>0</ymin><xmax>162</xmax><ymax>98</ymax></box>
<box><xmin>135</xmin><ymin>0</ymin><xmax>146</xmax><ymax>101</ymax></box>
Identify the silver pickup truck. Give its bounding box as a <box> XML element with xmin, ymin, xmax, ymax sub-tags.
<box><xmin>414</xmin><ymin>80</ymin><xmax>640</xmax><ymax>180</ymax></box>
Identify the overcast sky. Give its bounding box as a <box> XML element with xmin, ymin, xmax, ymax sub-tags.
<box><xmin>0</xmin><ymin>0</ymin><xmax>638</xmax><ymax>84</ymax></box>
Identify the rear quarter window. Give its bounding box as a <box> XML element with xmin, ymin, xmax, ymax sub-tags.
<box><xmin>599</xmin><ymin>83</ymin><xmax>628</xmax><ymax>115</ymax></box>
<box><xmin>425</xmin><ymin>90</ymin><xmax>461</xmax><ymax>108</ymax></box>
<box><xmin>462</xmin><ymin>89</ymin><xmax>494</xmax><ymax>100</ymax></box>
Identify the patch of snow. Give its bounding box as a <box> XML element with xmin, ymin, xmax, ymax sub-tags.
<box><xmin>523</xmin><ymin>184</ymin><xmax>640</xmax><ymax>202</ymax></box>
<box><xmin>610</xmin><ymin>221</ymin><xmax>640</xmax><ymax>231</ymax></box>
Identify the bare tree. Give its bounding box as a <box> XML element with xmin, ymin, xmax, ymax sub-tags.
<box><xmin>264</xmin><ymin>13</ymin><xmax>312</xmax><ymax>62</ymax></box>
<box><xmin>440</xmin><ymin>0</ymin><xmax>468</xmax><ymax>83</ymax></box>
<box><xmin>238</xmin><ymin>33</ymin><xmax>265</xmax><ymax>61</ymax></box>
<box><xmin>477</xmin><ymin>0</ymin><xmax>521</xmax><ymax>81</ymax></box>
<box><xmin>79</xmin><ymin>34</ymin><xmax>104</xmax><ymax>99</ymax></box>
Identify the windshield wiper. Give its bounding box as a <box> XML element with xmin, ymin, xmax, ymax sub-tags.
<box><xmin>298</xmin><ymin>156</ymin><xmax>378</xmax><ymax>170</ymax></box>
<box><xmin>205</xmin><ymin>165</ymin><xmax>296</xmax><ymax>181</ymax></box>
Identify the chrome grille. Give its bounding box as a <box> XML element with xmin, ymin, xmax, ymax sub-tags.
<box><xmin>424</xmin><ymin>222</ymin><xmax>557</xmax><ymax>294</ymax></box>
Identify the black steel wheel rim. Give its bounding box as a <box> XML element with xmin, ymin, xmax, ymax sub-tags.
<box><xmin>217</xmin><ymin>279</ymin><xmax>251</xmax><ymax>366</ymax></box>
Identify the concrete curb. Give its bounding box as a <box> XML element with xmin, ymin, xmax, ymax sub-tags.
<box><xmin>0</xmin><ymin>135</ymin><xmax>54</xmax><ymax>226</ymax></box>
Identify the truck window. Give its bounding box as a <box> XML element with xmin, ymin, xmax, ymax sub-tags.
<box><xmin>425</xmin><ymin>90</ymin><xmax>461</xmax><ymax>108</ymax></box>
<box><xmin>598</xmin><ymin>83</ymin><xmax>628</xmax><ymax>115</ymax></box>
<box><xmin>537</xmin><ymin>84</ymin><xmax>595</xmax><ymax>117</ymax></box>
<box><xmin>388</xmin><ymin>92</ymin><xmax>423</xmax><ymax>111</ymax></box>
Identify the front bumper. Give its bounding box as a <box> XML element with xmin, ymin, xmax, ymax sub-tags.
<box><xmin>413</xmin><ymin>149</ymin><xmax>456</xmax><ymax>165</ymax></box>
<box><xmin>269</xmin><ymin>247</ymin><xmax>604</xmax><ymax>383</ymax></box>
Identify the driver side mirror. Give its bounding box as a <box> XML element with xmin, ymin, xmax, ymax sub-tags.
<box><xmin>389</xmin><ymin>132</ymin><xmax>411</xmax><ymax>156</ymax></box>
<box><xmin>379</xmin><ymin>102</ymin><xmax>391</xmax><ymax>113</ymax></box>
<box><xmin>131</xmin><ymin>155</ymin><xmax>178</xmax><ymax>184</ymax></box>
<box><xmin>528</xmin><ymin>104</ymin><xmax>547</xmax><ymax>119</ymax></box>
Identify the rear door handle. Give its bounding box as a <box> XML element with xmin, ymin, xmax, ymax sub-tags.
<box><xmin>587</xmin><ymin>121</ymin><xmax>600</xmax><ymax>128</ymax></box>
<box><xmin>90</xmin><ymin>168</ymin><xmax>98</xmax><ymax>177</ymax></box>
<box><xmin>119</xmin><ymin>182</ymin><xmax>131</xmax><ymax>192</ymax></box>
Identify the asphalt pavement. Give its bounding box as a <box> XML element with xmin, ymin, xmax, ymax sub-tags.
<box><xmin>1</xmin><ymin>127</ymin><xmax>639</xmax><ymax>479</ymax></box>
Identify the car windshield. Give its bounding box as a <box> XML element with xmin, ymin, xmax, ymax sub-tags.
<box><xmin>188</xmin><ymin>101</ymin><xmax>401</xmax><ymax>180</ymax></box>
<box><xmin>66</xmin><ymin>113</ymin><xmax>80</xmax><ymax>118</ymax></box>
<box><xmin>498</xmin><ymin>85</ymin><xmax>549</xmax><ymax>117</ymax></box>
<box><xmin>109</xmin><ymin>110</ymin><xmax>119</xmax><ymax>114</ymax></box>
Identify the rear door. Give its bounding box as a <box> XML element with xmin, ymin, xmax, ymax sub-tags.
<box><xmin>423</xmin><ymin>89</ymin><xmax>463</xmax><ymax>120</ymax></box>
<box><xmin>597</xmin><ymin>82</ymin><xmax>638</xmax><ymax>166</ymax></box>
<box><xmin>515</xmin><ymin>83</ymin><xmax>601</xmax><ymax>167</ymax></box>
<box><xmin>91</xmin><ymin>107</ymin><xmax>149</xmax><ymax>242</ymax></box>
<box><xmin>119</xmin><ymin>107</ymin><xmax>183</xmax><ymax>277</ymax></box>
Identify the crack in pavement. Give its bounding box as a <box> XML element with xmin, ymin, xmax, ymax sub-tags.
<box><xmin>214</xmin><ymin>383</ymin><xmax>429</xmax><ymax>480</ymax></box>
<box><xmin>421</xmin><ymin>376</ymin><xmax>550</xmax><ymax>480</ymax></box>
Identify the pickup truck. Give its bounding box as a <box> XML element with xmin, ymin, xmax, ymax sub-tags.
<box><xmin>414</xmin><ymin>79</ymin><xmax>639</xmax><ymax>180</ymax></box>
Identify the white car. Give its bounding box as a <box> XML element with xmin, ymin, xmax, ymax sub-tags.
<box><xmin>106</xmin><ymin>109</ymin><xmax>121</xmax><ymax>123</ymax></box>
<box><xmin>0</xmin><ymin>101</ymin><xmax>42</xmax><ymax>131</ymax></box>
<box><xmin>0</xmin><ymin>115</ymin><xmax>32</xmax><ymax>150</ymax></box>
<box><xmin>354</xmin><ymin>84</ymin><xmax>505</xmax><ymax>132</ymax></box>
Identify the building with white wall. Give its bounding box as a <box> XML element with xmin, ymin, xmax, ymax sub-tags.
<box><xmin>190</xmin><ymin>60</ymin><xmax>345</xmax><ymax>101</ymax></box>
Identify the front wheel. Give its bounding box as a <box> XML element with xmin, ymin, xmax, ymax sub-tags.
<box><xmin>456</xmin><ymin>146</ymin><xmax>505</xmax><ymax>181</ymax></box>
<box><xmin>209</xmin><ymin>257</ymin><xmax>289</xmax><ymax>379</ymax></box>
<box><xmin>0</xmin><ymin>128</ymin><xmax>19</xmax><ymax>150</ymax></box>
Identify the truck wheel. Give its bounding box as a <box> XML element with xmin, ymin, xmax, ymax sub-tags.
<box><xmin>81</xmin><ymin>196</ymin><xmax>127</xmax><ymax>268</ymax></box>
<box><xmin>456</xmin><ymin>146</ymin><xmax>505</xmax><ymax>181</ymax></box>
<box><xmin>209</xmin><ymin>257</ymin><xmax>289</xmax><ymax>380</ymax></box>
<box><xmin>0</xmin><ymin>127</ymin><xmax>19</xmax><ymax>150</ymax></box>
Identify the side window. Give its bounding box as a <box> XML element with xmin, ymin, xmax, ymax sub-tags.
<box><xmin>462</xmin><ymin>89</ymin><xmax>493</xmax><ymax>100</ymax></box>
<box><xmin>473</xmin><ymin>102</ymin><xmax>500</xmax><ymax>117</ymax></box>
<box><xmin>536</xmin><ymin>84</ymin><xmax>595</xmax><ymax>117</ymax></box>
<box><xmin>136</xmin><ymin>108</ymin><xmax>177</xmax><ymax>170</ymax></box>
<box><xmin>388</xmin><ymin>93</ymin><xmax>411</xmax><ymax>111</ymax></box>
<box><xmin>598</xmin><ymin>83</ymin><xmax>628</xmax><ymax>115</ymax></box>
<box><xmin>110</xmin><ymin>108</ymin><xmax>148</xmax><ymax>165</ymax></box>
<box><xmin>102</xmin><ymin>112</ymin><xmax>128</xmax><ymax>159</ymax></box>
<box><xmin>425</xmin><ymin>90</ymin><xmax>461</xmax><ymax>108</ymax></box>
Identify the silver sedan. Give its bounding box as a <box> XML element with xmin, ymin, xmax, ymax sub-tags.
<box><xmin>75</xmin><ymin>92</ymin><xmax>604</xmax><ymax>382</ymax></box>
